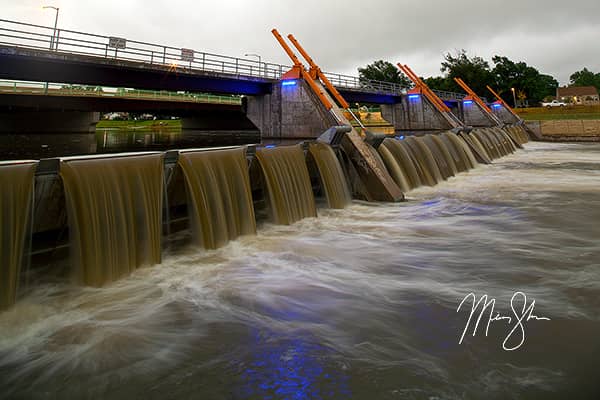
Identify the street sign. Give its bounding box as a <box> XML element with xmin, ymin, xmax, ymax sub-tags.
<box><xmin>108</xmin><ymin>37</ymin><xmax>127</xmax><ymax>49</ymax></box>
<box><xmin>181</xmin><ymin>48</ymin><xmax>194</xmax><ymax>62</ymax></box>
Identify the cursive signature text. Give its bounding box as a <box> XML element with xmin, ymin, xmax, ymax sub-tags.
<box><xmin>457</xmin><ymin>292</ymin><xmax>551</xmax><ymax>351</ymax></box>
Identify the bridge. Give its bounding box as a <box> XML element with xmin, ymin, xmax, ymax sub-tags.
<box><xmin>0</xmin><ymin>19</ymin><xmax>470</xmax><ymax>104</ymax></box>
<box><xmin>0</xmin><ymin>18</ymin><xmax>509</xmax><ymax>138</ymax></box>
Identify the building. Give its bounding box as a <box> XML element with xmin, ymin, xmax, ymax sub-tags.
<box><xmin>556</xmin><ymin>86</ymin><xmax>599</xmax><ymax>105</ymax></box>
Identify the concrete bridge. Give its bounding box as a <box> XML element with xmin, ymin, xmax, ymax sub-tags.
<box><xmin>0</xmin><ymin>18</ymin><xmax>516</xmax><ymax>137</ymax></box>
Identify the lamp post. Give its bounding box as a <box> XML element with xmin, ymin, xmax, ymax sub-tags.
<box><xmin>245</xmin><ymin>53</ymin><xmax>262</xmax><ymax>77</ymax></box>
<box><xmin>42</xmin><ymin>5</ymin><xmax>59</xmax><ymax>50</ymax></box>
<box><xmin>511</xmin><ymin>87</ymin><xmax>517</xmax><ymax>108</ymax></box>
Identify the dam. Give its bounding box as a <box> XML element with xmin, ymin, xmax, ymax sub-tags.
<box><xmin>1</xmin><ymin>19</ymin><xmax>599</xmax><ymax>400</ymax></box>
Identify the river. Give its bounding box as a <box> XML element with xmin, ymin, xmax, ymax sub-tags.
<box><xmin>0</xmin><ymin>142</ymin><xmax>598</xmax><ymax>399</ymax></box>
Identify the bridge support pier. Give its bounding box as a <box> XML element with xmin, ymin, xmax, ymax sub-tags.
<box><xmin>244</xmin><ymin>80</ymin><xmax>337</xmax><ymax>140</ymax></box>
<box><xmin>380</xmin><ymin>96</ymin><xmax>455</xmax><ymax>134</ymax></box>
<box><xmin>491</xmin><ymin>104</ymin><xmax>521</xmax><ymax>124</ymax></box>
<box><xmin>458</xmin><ymin>101</ymin><xmax>499</xmax><ymax>127</ymax></box>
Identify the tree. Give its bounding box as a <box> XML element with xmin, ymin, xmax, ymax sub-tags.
<box><xmin>491</xmin><ymin>56</ymin><xmax>558</xmax><ymax>105</ymax></box>
<box><xmin>358</xmin><ymin>60</ymin><xmax>411</xmax><ymax>87</ymax></box>
<box><xmin>570</xmin><ymin>68</ymin><xmax>596</xmax><ymax>86</ymax></box>
<box><xmin>440</xmin><ymin>50</ymin><xmax>494</xmax><ymax>95</ymax></box>
<box><xmin>570</xmin><ymin>67</ymin><xmax>600</xmax><ymax>90</ymax></box>
<box><xmin>422</xmin><ymin>76</ymin><xmax>453</xmax><ymax>92</ymax></box>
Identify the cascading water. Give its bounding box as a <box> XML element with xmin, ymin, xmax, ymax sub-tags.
<box><xmin>255</xmin><ymin>145</ymin><xmax>317</xmax><ymax>225</ymax></box>
<box><xmin>404</xmin><ymin>137</ymin><xmax>440</xmax><ymax>186</ymax></box>
<box><xmin>308</xmin><ymin>142</ymin><xmax>352</xmax><ymax>209</ymax></box>
<box><xmin>443</xmin><ymin>131</ymin><xmax>478</xmax><ymax>170</ymax></box>
<box><xmin>178</xmin><ymin>147</ymin><xmax>256</xmax><ymax>250</ymax></box>
<box><xmin>60</xmin><ymin>154</ymin><xmax>163</xmax><ymax>287</ymax></box>
<box><xmin>380</xmin><ymin>139</ymin><xmax>422</xmax><ymax>191</ymax></box>
<box><xmin>0</xmin><ymin>162</ymin><xmax>36</xmax><ymax>310</ymax></box>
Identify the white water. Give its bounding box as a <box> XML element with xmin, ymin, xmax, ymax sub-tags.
<box><xmin>1</xmin><ymin>142</ymin><xmax>599</xmax><ymax>399</ymax></box>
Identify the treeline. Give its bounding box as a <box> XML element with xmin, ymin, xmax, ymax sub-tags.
<box><xmin>358</xmin><ymin>51</ymin><xmax>598</xmax><ymax>106</ymax></box>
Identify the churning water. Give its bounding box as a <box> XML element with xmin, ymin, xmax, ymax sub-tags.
<box><xmin>0</xmin><ymin>142</ymin><xmax>599</xmax><ymax>399</ymax></box>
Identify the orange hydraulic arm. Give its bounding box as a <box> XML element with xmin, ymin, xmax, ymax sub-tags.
<box><xmin>454</xmin><ymin>78</ymin><xmax>492</xmax><ymax>113</ymax></box>
<box><xmin>486</xmin><ymin>85</ymin><xmax>521</xmax><ymax>120</ymax></box>
<box><xmin>271</xmin><ymin>29</ymin><xmax>333</xmax><ymax>110</ymax></box>
<box><xmin>286</xmin><ymin>34</ymin><xmax>350</xmax><ymax>109</ymax></box>
<box><xmin>398</xmin><ymin>64</ymin><xmax>451</xmax><ymax>113</ymax></box>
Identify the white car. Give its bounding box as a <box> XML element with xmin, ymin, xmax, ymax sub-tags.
<box><xmin>541</xmin><ymin>100</ymin><xmax>567</xmax><ymax>108</ymax></box>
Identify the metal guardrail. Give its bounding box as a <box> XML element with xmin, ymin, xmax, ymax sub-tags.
<box><xmin>0</xmin><ymin>19</ymin><xmax>474</xmax><ymax>101</ymax></box>
<box><xmin>0</xmin><ymin>79</ymin><xmax>242</xmax><ymax>105</ymax></box>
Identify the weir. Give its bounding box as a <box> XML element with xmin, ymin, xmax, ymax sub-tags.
<box><xmin>255</xmin><ymin>144</ymin><xmax>317</xmax><ymax>225</ymax></box>
<box><xmin>178</xmin><ymin>147</ymin><xmax>256</xmax><ymax>249</ymax></box>
<box><xmin>60</xmin><ymin>154</ymin><xmax>164</xmax><ymax>286</ymax></box>
<box><xmin>0</xmin><ymin>161</ymin><xmax>36</xmax><ymax>310</ymax></box>
<box><xmin>308</xmin><ymin>142</ymin><xmax>352</xmax><ymax>209</ymax></box>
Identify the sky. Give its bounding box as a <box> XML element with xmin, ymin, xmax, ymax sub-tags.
<box><xmin>2</xmin><ymin>0</ymin><xmax>599</xmax><ymax>86</ymax></box>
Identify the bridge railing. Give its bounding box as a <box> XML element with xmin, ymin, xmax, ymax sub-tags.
<box><xmin>0</xmin><ymin>19</ymin><xmax>476</xmax><ymax>101</ymax></box>
<box><xmin>0</xmin><ymin>79</ymin><xmax>242</xmax><ymax>105</ymax></box>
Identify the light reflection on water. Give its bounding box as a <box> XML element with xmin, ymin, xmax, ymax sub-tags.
<box><xmin>0</xmin><ymin>142</ymin><xmax>599</xmax><ymax>399</ymax></box>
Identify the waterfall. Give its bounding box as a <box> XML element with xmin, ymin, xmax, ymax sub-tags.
<box><xmin>460</xmin><ymin>132</ymin><xmax>492</xmax><ymax>164</ymax></box>
<box><xmin>380</xmin><ymin>139</ymin><xmax>421</xmax><ymax>190</ymax></box>
<box><xmin>443</xmin><ymin>132</ymin><xmax>477</xmax><ymax>170</ymax></box>
<box><xmin>0</xmin><ymin>162</ymin><xmax>36</xmax><ymax>310</ymax></box>
<box><xmin>308</xmin><ymin>143</ymin><xmax>352</xmax><ymax>209</ymax></box>
<box><xmin>178</xmin><ymin>147</ymin><xmax>256</xmax><ymax>250</ymax></box>
<box><xmin>405</xmin><ymin>137</ymin><xmax>443</xmax><ymax>186</ymax></box>
<box><xmin>378</xmin><ymin>141</ymin><xmax>412</xmax><ymax>193</ymax></box>
<box><xmin>256</xmin><ymin>145</ymin><xmax>317</xmax><ymax>225</ymax></box>
<box><xmin>423</xmin><ymin>135</ymin><xmax>456</xmax><ymax>179</ymax></box>
<box><xmin>60</xmin><ymin>154</ymin><xmax>163</xmax><ymax>287</ymax></box>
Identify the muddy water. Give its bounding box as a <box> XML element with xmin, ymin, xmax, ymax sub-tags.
<box><xmin>1</xmin><ymin>142</ymin><xmax>599</xmax><ymax>399</ymax></box>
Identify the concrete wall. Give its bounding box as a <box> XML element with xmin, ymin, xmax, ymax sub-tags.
<box><xmin>527</xmin><ymin>119</ymin><xmax>600</xmax><ymax>141</ymax></box>
<box><xmin>491</xmin><ymin>105</ymin><xmax>520</xmax><ymax>124</ymax></box>
<box><xmin>245</xmin><ymin>80</ymin><xmax>337</xmax><ymax>139</ymax></box>
<box><xmin>460</xmin><ymin>102</ymin><xmax>497</xmax><ymax>127</ymax></box>
<box><xmin>381</xmin><ymin>95</ymin><xmax>454</xmax><ymax>132</ymax></box>
<box><xmin>0</xmin><ymin>111</ymin><xmax>100</xmax><ymax>133</ymax></box>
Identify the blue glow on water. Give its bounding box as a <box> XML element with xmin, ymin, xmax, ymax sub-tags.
<box><xmin>396</xmin><ymin>135</ymin><xmax>405</xmax><ymax>140</ymax></box>
<box><xmin>265</xmin><ymin>145</ymin><xmax>276</xmax><ymax>149</ymax></box>
<box><xmin>282</xmin><ymin>80</ymin><xmax>298</xmax><ymax>87</ymax></box>
<box><xmin>236</xmin><ymin>330</ymin><xmax>351</xmax><ymax>399</ymax></box>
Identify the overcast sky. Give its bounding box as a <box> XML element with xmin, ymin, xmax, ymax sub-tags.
<box><xmin>3</xmin><ymin>0</ymin><xmax>599</xmax><ymax>86</ymax></box>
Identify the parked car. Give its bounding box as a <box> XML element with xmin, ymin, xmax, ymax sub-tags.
<box><xmin>541</xmin><ymin>100</ymin><xmax>567</xmax><ymax>108</ymax></box>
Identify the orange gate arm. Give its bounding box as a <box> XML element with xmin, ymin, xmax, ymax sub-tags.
<box><xmin>454</xmin><ymin>78</ymin><xmax>493</xmax><ymax>113</ymax></box>
<box><xmin>398</xmin><ymin>64</ymin><xmax>451</xmax><ymax>113</ymax></box>
<box><xmin>286</xmin><ymin>34</ymin><xmax>350</xmax><ymax>109</ymax></box>
<box><xmin>271</xmin><ymin>29</ymin><xmax>333</xmax><ymax>110</ymax></box>
<box><xmin>486</xmin><ymin>85</ymin><xmax>521</xmax><ymax>120</ymax></box>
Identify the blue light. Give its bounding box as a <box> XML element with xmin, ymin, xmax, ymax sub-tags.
<box><xmin>265</xmin><ymin>144</ymin><xmax>276</xmax><ymax>148</ymax></box>
<box><xmin>463</xmin><ymin>100</ymin><xmax>473</xmax><ymax>105</ymax></box>
<box><xmin>492</xmin><ymin>103</ymin><xmax>502</xmax><ymax>108</ymax></box>
<box><xmin>408</xmin><ymin>94</ymin><xmax>420</xmax><ymax>100</ymax></box>
<box><xmin>396</xmin><ymin>135</ymin><xmax>405</xmax><ymax>140</ymax></box>
<box><xmin>281</xmin><ymin>80</ymin><xmax>297</xmax><ymax>87</ymax></box>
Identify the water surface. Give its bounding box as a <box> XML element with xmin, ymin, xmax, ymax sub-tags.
<box><xmin>1</xmin><ymin>142</ymin><xmax>599</xmax><ymax>399</ymax></box>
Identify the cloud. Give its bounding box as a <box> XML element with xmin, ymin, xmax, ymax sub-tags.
<box><xmin>3</xmin><ymin>0</ymin><xmax>599</xmax><ymax>86</ymax></box>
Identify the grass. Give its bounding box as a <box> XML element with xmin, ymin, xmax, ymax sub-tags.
<box><xmin>516</xmin><ymin>105</ymin><xmax>600</xmax><ymax>121</ymax></box>
<box><xmin>96</xmin><ymin>119</ymin><xmax>182</xmax><ymax>128</ymax></box>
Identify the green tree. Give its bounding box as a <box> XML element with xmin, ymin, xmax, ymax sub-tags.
<box><xmin>569</xmin><ymin>67</ymin><xmax>600</xmax><ymax>90</ymax></box>
<box><xmin>491</xmin><ymin>56</ymin><xmax>558</xmax><ymax>105</ymax></box>
<box><xmin>570</xmin><ymin>67</ymin><xmax>595</xmax><ymax>86</ymax></box>
<box><xmin>440</xmin><ymin>50</ymin><xmax>494</xmax><ymax>95</ymax></box>
<box><xmin>422</xmin><ymin>76</ymin><xmax>453</xmax><ymax>92</ymax></box>
<box><xmin>358</xmin><ymin>60</ymin><xmax>411</xmax><ymax>86</ymax></box>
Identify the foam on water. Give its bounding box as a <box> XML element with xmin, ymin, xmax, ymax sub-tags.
<box><xmin>1</xmin><ymin>142</ymin><xmax>599</xmax><ymax>399</ymax></box>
